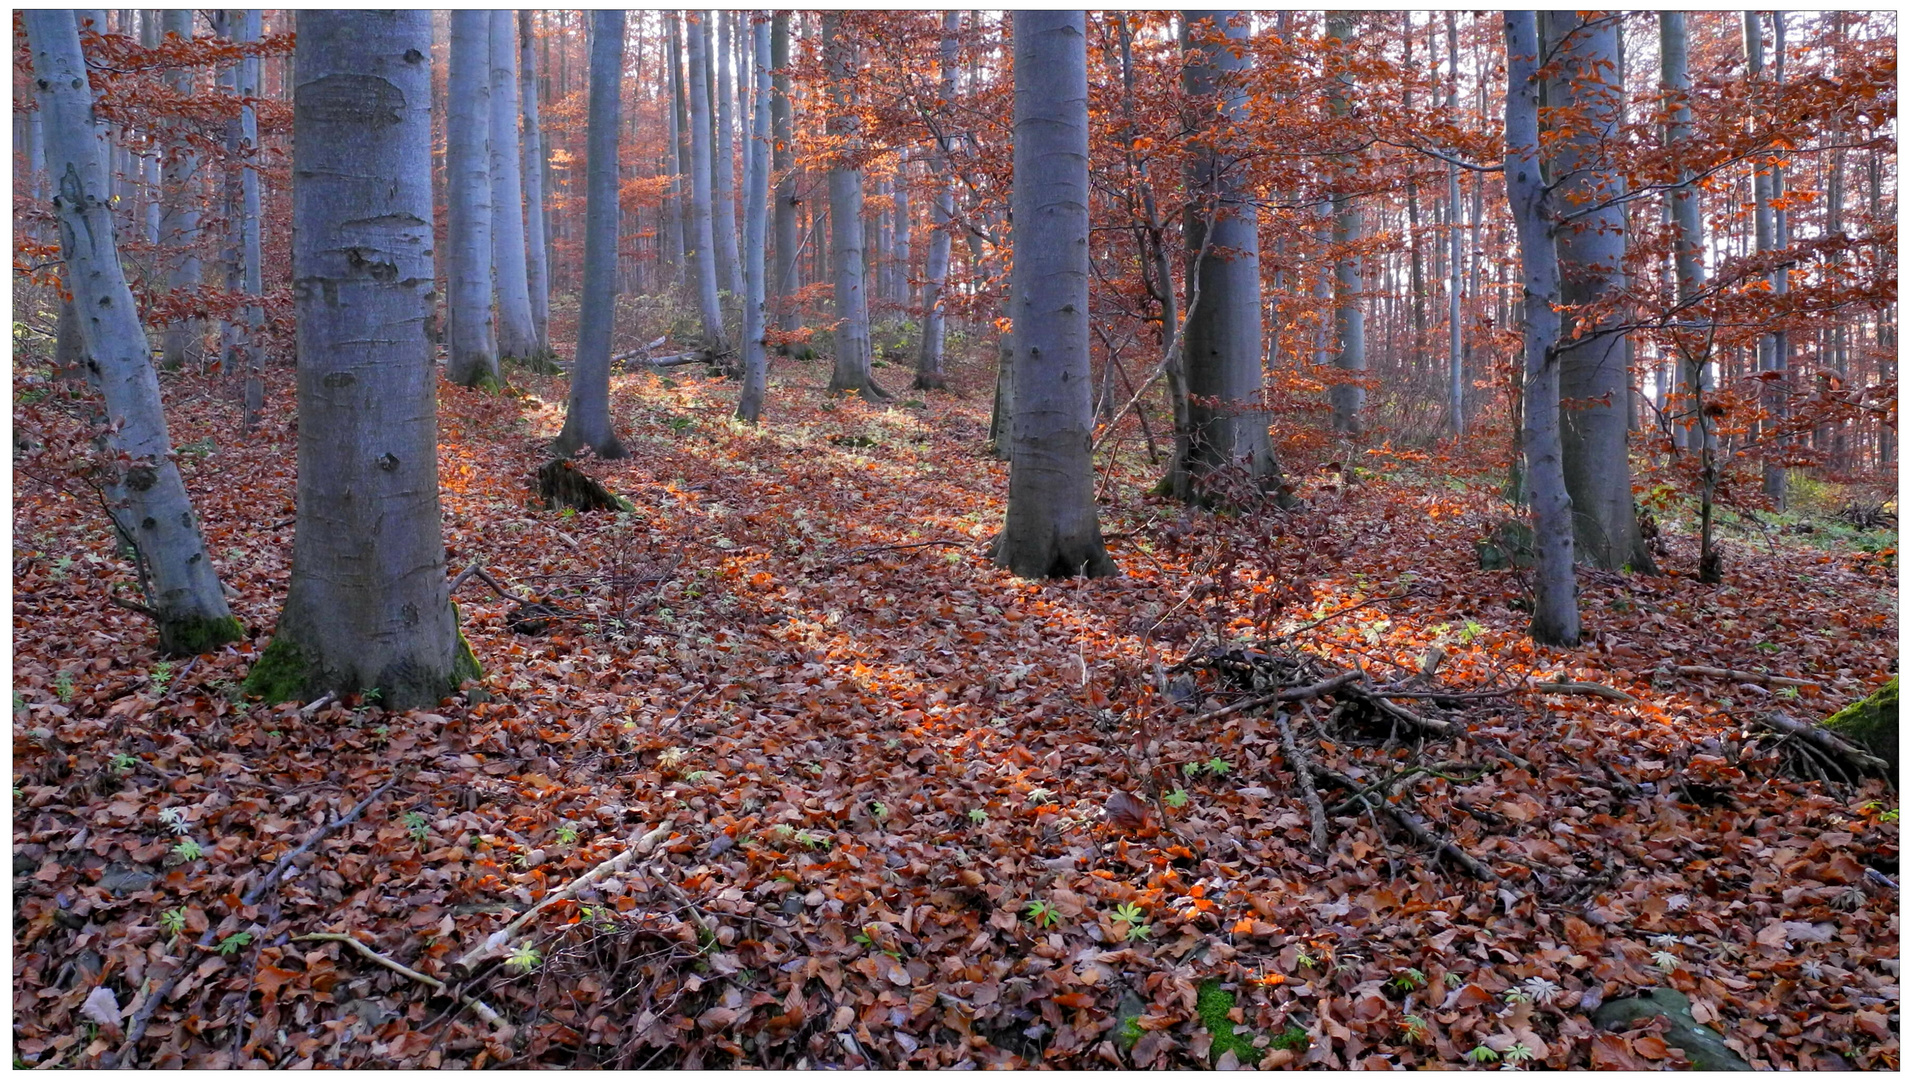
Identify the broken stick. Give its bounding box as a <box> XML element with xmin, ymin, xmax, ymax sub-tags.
<box><xmin>452</xmin><ymin>821</ymin><xmax>675</xmax><ymax>971</ymax></box>
<box><xmin>293</xmin><ymin>933</ymin><xmax>505</xmax><ymax>1029</ymax></box>
<box><xmin>1673</xmin><ymin>665</ymin><xmax>1821</xmax><ymax>690</ymax></box>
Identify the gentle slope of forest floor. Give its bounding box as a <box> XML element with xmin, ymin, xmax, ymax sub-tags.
<box><xmin>12</xmin><ymin>355</ymin><xmax>1899</xmax><ymax>1069</ymax></box>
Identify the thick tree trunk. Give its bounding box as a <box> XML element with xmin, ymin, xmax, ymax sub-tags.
<box><xmin>27</xmin><ymin>9</ymin><xmax>241</xmax><ymax>656</ymax></box>
<box><xmin>519</xmin><ymin>11</ymin><xmax>551</xmax><ymax>351</ymax></box>
<box><xmin>249</xmin><ymin>10</ymin><xmax>473</xmax><ymax>709</ymax></box>
<box><xmin>685</xmin><ymin>16</ymin><xmax>728</xmax><ymax>354</ymax></box>
<box><xmin>914</xmin><ymin>10</ymin><xmax>959</xmax><ymax>391</ymax></box>
<box><xmin>488</xmin><ymin>10</ymin><xmax>537</xmax><ymax>364</ymax></box>
<box><xmin>1325</xmin><ymin>12</ymin><xmax>1365</xmax><ymax>434</ymax></box>
<box><xmin>446</xmin><ymin>12</ymin><xmax>499</xmax><ymax>387</ymax></box>
<box><xmin>1169</xmin><ymin>11</ymin><xmax>1286</xmax><ymax>505</ymax></box>
<box><xmin>553</xmin><ymin>11</ymin><xmax>630</xmax><ymax>460</ymax></box>
<box><xmin>1544</xmin><ymin>12</ymin><xmax>1654</xmax><ymax>574</ymax></box>
<box><xmin>1504</xmin><ymin>11</ymin><xmax>1581</xmax><ymax>646</ymax></box>
<box><xmin>713</xmin><ymin>12</ymin><xmax>745</xmax><ymax>304</ymax></box>
<box><xmin>770</xmin><ymin>12</ymin><xmax>799</xmax><ymax>333</ymax></box>
<box><xmin>159</xmin><ymin>8</ymin><xmax>203</xmax><ymax>370</ymax></box>
<box><xmin>823</xmin><ymin>13</ymin><xmax>883</xmax><ymax>399</ymax></box>
<box><xmin>995</xmin><ymin>11</ymin><xmax>1114</xmax><ymax>580</ymax></box>
<box><xmin>736</xmin><ymin>15</ymin><xmax>773</xmax><ymax>423</ymax></box>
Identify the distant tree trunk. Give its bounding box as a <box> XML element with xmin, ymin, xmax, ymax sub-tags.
<box><xmin>1747</xmin><ymin>12</ymin><xmax>1790</xmax><ymax>508</ymax></box>
<box><xmin>487</xmin><ymin>10</ymin><xmax>536</xmax><ymax>364</ymax></box>
<box><xmin>519</xmin><ymin>10</ymin><xmax>551</xmax><ymax>350</ymax></box>
<box><xmin>1401</xmin><ymin>16</ymin><xmax>1426</xmax><ymax>369</ymax></box>
<box><xmin>664</xmin><ymin>14</ymin><xmax>688</xmax><ymax>287</ymax></box>
<box><xmin>139</xmin><ymin>13</ymin><xmax>160</xmax><ymax>245</ymax></box>
<box><xmin>1544</xmin><ymin>11</ymin><xmax>1655</xmax><ymax>574</ymax></box>
<box><xmin>446</xmin><ymin>12</ymin><xmax>499</xmax><ymax>387</ymax></box>
<box><xmin>893</xmin><ymin>158</ymin><xmax>913</xmax><ymax>311</ymax></box>
<box><xmin>553</xmin><ymin>11</ymin><xmax>630</xmax><ymax>460</ymax></box>
<box><xmin>1169</xmin><ymin>10</ymin><xmax>1287</xmax><ymax>505</ymax></box>
<box><xmin>248</xmin><ymin>10</ymin><xmax>474</xmax><ymax>709</ymax></box>
<box><xmin>914</xmin><ymin>10</ymin><xmax>959</xmax><ymax>391</ymax></box>
<box><xmin>27</xmin><ymin>8</ymin><xmax>241</xmax><ymax>656</ymax></box>
<box><xmin>736</xmin><ymin>15</ymin><xmax>773</xmax><ymax>423</ymax></box>
<box><xmin>1325</xmin><ymin>12</ymin><xmax>1365</xmax><ymax>434</ymax></box>
<box><xmin>994</xmin><ymin>11</ymin><xmax>1114</xmax><ymax>580</ymax></box>
<box><xmin>770</xmin><ymin>11</ymin><xmax>799</xmax><ymax>333</ymax></box>
<box><xmin>822</xmin><ymin>12</ymin><xmax>884</xmax><ymax>399</ymax></box>
<box><xmin>1503</xmin><ymin>10</ymin><xmax>1581</xmax><ymax>646</ymax></box>
<box><xmin>159</xmin><ymin>8</ymin><xmax>203</xmax><ymax>370</ymax></box>
<box><xmin>234</xmin><ymin>9</ymin><xmax>266</xmax><ymax>431</ymax></box>
<box><xmin>713</xmin><ymin>12</ymin><xmax>745</xmax><ymax>303</ymax></box>
<box><xmin>685</xmin><ymin>16</ymin><xmax>728</xmax><ymax>354</ymax></box>
<box><xmin>1446</xmin><ymin>10</ymin><xmax>1465</xmax><ymax>435</ymax></box>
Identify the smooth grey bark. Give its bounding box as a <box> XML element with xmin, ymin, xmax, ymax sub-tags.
<box><xmin>1747</xmin><ymin>12</ymin><xmax>1790</xmax><ymax>507</ymax></box>
<box><xmin>892</xmin><ymin>162</ymin><xmax>912</xmax><ymax>309</ymax></box>
<box><xmin>159</xmin><ymin>8</ymin><xmax>203</xmax><ymax>369</ymax></box>
<box><xmin>685</xmin><ymin>16</ymin><xmax>728</xmax><ymax>354</ymax></box>
<box><xmin>665</xmin><ymin>14</ymin><xmax>689</xmax><ymax>286</ymax></box>
<box><xmin>1504</xmin><ymin>11</ymin><xmax>1581</xmax><ymax>646</ymax></box>
<box><xmin>1446</xmin><ymin>9</ymin><xmax>1464</xmax><ymax>435</ymax></box>
<box><xmin>27</xmin><ymin>8</ymin><xmax>241</xmax><ymax>656</ymax></box>
<box><xmin>770</xmin><ymin>12</ymin><xmax>799</xmax><ymax>333</ymax></box>
<box><xmin>995</xmin><ymin>11</ymin><xmax>1114</xmax><ymax>580</ymax></box>
<box><xmin>519</xmin><ymin>10</ymin><xmax>550</xmax><ymax>350</ymax></box>
<box><xmin>736</xmin><ymin>15</ymin><xmax>773</xmax><ymax>423</ymax></box>
<box><xmin>488</xmin><ymin>9</ymin><xmax>536</xmax><ymax>363</ymax></box>
<box><xmin>914</xmin><ymin>10</ymin><xmax>959</xmax><ymax>391</ymax></box>
<box><xmin>1324</xmin><ymin>12</ymin><xmax>1365</xmax><ymax>434</ymax></box>
<box><xmin>1170</xmin><ymin>11</ymin><xmax>1285</xmax><ymax>505</ymax></box>
<box><xmin>713</xmin><ymin>12</ymin><xmax>745</xmax><ymax>303</ymax></box>
<box><xmin>255</xmin><ymin>10</ymin><xmax>472</xmax><ymax>709</ymax></box>
<box><xmin>230</xmin><ymin>9</ymin><xmax>266</xmax><ymax>431</ymax></box>
<box><xmin>139</xmin><ymin>9</ymin><xmax>161</xmax><ymax>245</ymax></box>
<box><xmin>822</xmin><ymin>12</ymin><xmax>883</xmax><ymax>399</ymax></box>
<box><xmin>1544</xmin><ymin>12</ymin><xmax>1654</xmax><ymax>574</ymax></box>
<box><xmin>446</xmin><ymin>11</ymin><xmax>499</xmax><ymax>387</ymax></box>
<box><xmin>1660</xmin><ymin>12</ymin><xmax>1713</xmax><ymax>450</ymax></box>
<box><xmin>553</xmin><ymin>11</ymin><xmax>629</xmax><ymax>459</ymax></box>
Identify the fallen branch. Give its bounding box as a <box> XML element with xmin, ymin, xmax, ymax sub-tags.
<box><xmin>453</xmin><ymin>821</ymin><xmax>675</xmax><ymax>971</ymax></box>
<box><xmin>1342</xmin><ymin>685</ymin><xmax>1456</xmax><ymax>736</ymax></box>
<box><xmin>1673</xmin><ymin>665</ymin><xmax>1821</xmax><ymax>690</ymax></box>
<box><xmin>1184</xmin><ymin>670</ymin><xmax>1364</xmax><ymax>725</ymax></box>
<box><xmin>1315</xmin><ymin>764</ymin><xmax>1497</xmax><ymax>881</ymax></box>
<box><xmin>816</xmin><ymin>538</ymin><xmax>972</xmax><ymax>571</ymax></box>
<box><xmin>449</xmin><ymin>561</ymin><xmax>538</xmax><ymax>606</ymax></box>
<box><xmin>297</xmin><ymin>692</ymin><xmax>336</xmax><ymax>719</ymax></box>
<box><xmin>1276</xmin><ymin>709</ymin><xmax>1329</xmax><ymax>858</ymax></box>
<box><xmin>1532</xmin><ymin>681</ymin><xmax>1637</xmax><ymax>702</ymax></box>
<box><xmin>293</xmin><ymin>933</ymin><xmax>506</xmax><ymax>1029</ymax></box>
<box><xmin>1754</xmin><ymin>711</ymin><xmax>1891</xmax><ymax>777</ymax></box>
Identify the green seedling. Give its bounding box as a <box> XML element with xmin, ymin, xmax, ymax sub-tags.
<box><xmin>1400</xmin><ymin>1014</ymin><xmax>1429</xmax><ymax>1043</ymax></box>
<box><xmin>1165</xmin><ymin>788</ymin><xmax>1191</xmax><ymax>809</ymax></box>
<box><xmin>159</xmin><ymin>907</ymin><xmax>187</xmax><ymax>939</ymax></box>
<box><xmin>110</xmin><ymin>753</ymin><xmax>137</xmax><ymax>774</ymax></box>
<box><xmin>1111</xmin><ymin>901</ymin><xmax>1151</xmax><ymax>941</ymax></box>
<box><xmin>505</xmin><ymin>942</ymin><xmax>541</xmax><ymax>972</ymax></box>
<box><xmin>967</xmin><ymin>808</ymin><xmax>988</xmax><ymax>825</ymax></box>
<box><xmin>54</xmin><ymin>670</ymin><xmax>75</xmax><ymax>703</ymax></box>
<box><xmin>149</xmin><ymin>661</ymin><xmax>173</xmax><ymax>696</ymax></box>
<box><xmin>1024</xmin><ymin>899</ymin><xmax>1061</xmax><ymax>929</ymax></box>
<box><xmin>1204</xmin><ymin>758</ymin><xmax>1231</xmax><ymax>776</ymax></box>
<box><xmin>1504</xmin><ymin>1043</ymin><xmax>1535</xmax><ymax>1063</ymax></box>
<box><xmin>216</xmin><ymin>931</ymin><xmax>252</xmax><ymax>956</ymax></box>
<box><xmin>173</xmin><ymin>838</ymin><xmax>203</xmax><ymax>862</ymax></box>
<box><xmin>1466</xmin><ymin>1045</ymin><xmax>1500</xmax><ymax>1064</ymax></box>
<box><xmin>159</xmin><ymin>806</ymin><xmax>190</xmax><ymax>835</ymax></box>
<box><xmin>1391</xmin><ymin>967</ymin><xmax>1427</xmax><ymax>991</ymax></box>
<box><xmin>556</xmin><ymin>825</ymin><xmax>578</xmax><ymax>846</ymax></box>
<box><xmin>402</xmin><ymin>811</ymin><xmax>430</xmax><ymax>844</ymax></box>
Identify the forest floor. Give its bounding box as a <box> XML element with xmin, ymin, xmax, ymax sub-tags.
<box><xmin>11</xmin><ymin>347</ymin><xmax>1900</xmax><ymax>1069</ymax></box>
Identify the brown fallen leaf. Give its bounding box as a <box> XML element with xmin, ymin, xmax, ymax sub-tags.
<box><xmin>1105</xmin><ymin>790</ymin><xmax>1151</xmax><ymax>831</ymax></box>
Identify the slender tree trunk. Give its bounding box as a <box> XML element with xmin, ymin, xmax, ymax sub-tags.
<box><xmin>488</xmin><ymin>10</ymin><xmax>537</xmax><ymax>365</ymax></box>
<box><xmin>713</xmin><ymin>11</ymin><xmax>745</xmax><ymax>303</ymax></box>
<box><xmin>553</xmin><ymin>11</ymin><xmax>630</xmax><ymax>459</ymax></box>
<box><xmin>446</xmin><ymin>12</ymin><xmax>499</xmax><ymax>387</ymax></box>
<box><xmin>159</xmin><ymin>8</ymin><xmax>203</xmax><ymax>370</ymax></box>
<box><xmin>736</xmin><ymin>15</ymin><xmax>773</xmax><ymax>423</ymax></box>
<box><xmin>1325</xmin><ymin>12</ymin><xmax>1365</xmax><ymax>434</ymax></box>
<box><xmin>226</xmin><ymin>11</ymin><xmax>266</xmax><ymax>431</ymax></box>
<box><xmin>1504</xmin><ymin>10</ymin><xmax>1581</xmax><ymax>646</ymax></box>
<box><xmin>27</xmin><ymin>8</ymin><xmax>241</xmax><ymax>656</ymax></box>
<box><xmin>1446</xmin><ymin>10</ymin><xmax>1464</xmax><ymax>435</ymax></box>
<box><xmin>664</xmin><ymin>15</ymin><xmax>688</xmax><ymax>288</ymax></box>
<box><xmin>1747</xmin><ymin>12</ymin><xmax>1791</xmax><ymax>507</ymax></box>
<box><xmin>685</xmin><ymin>15</ymin><xmax>728</xmax><ymax>354</ymax></box>
<box><xmin>248</xmin><ymin>10</ymin><xmax>476</xmax><ymax>707</ymax></box>
<box><xmin>823</xmin><ymin>12</ymin><xmax>884</xmax><ymax>399</ymax></box>
<box><xmin>519</xmin><ymin>10</ymin><xmax>551</xmax><ymax>350</ymax></box>
<box><xmin>1545</xmin><ymin>11</ymin><xmax>1654</xmax><ymax>573</ymax></box>
<box><xmin>995</xmin><ymin>10</ymin><xmax>1114</xmax><ymax>580</ymax></box>
<box><xmin>770</xmin><ymin>11</ymin><xmax>799</xmax><ymax>333</ymax></box>
<box><xmin>1402</xmin><ymin>15</ymin><xmax>1426</xmax><ymax>370</ymax></box>
<box><xmin>914</xmin><ymin>10</ymin><xmax>959</xmax><ymax>391</ymax></box>
<box><xmin>1169</xmin><ymin>10</ymin><xmax>1286</xmax><ymax>505</ymax></box>
<box><xmin>893</xmin><ymin>158</ymin><xmax>912</xmax><ymax>311</ymax></box>
<box><xmin>139</xmin><ymin>11</ymin><xmax>161</xmax><ymax>245</ymax></box>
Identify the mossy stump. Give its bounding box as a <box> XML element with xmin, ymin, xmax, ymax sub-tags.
<box><xmin>1593</xmin><ymin>988</ymin><xmax>1751</xmax><ymax>1070</ymax></box>
<box><xmin>537</xmin><ymin>459</ymin><xmax>631</xmax><ymax>513</ymax></box>
<box><xmin>1823</xmin><ymin>676</ymin><xmax>1898</xmax><ymax>779</ymax></box>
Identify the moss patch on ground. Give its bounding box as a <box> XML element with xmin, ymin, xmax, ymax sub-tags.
<box><xmin>1195</xmin><ymin>980</ymin><xmax>1263</xmax><ymax>1065</ymax></box>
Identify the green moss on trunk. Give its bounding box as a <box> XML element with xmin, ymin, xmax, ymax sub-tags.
<box><xmin>452</xmin><ymin>602</ymin><xmax>483</xmax><ymax>685</ymax></box>
<box><xmin>242</xmin><ymin>638</ymin><xmax>312</xmax><ymax>704</ymax></box>
<box><xmin>1823</xmin><ymin>676</ymin><xmax>1898</xmax><ymax>777</ymax></box>
<box><xmin>158</xmin><ymin>613</ymin><xmax>243</xmax><ymax>658</ymax></box>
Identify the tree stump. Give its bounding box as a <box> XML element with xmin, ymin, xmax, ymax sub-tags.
<box><xmin>537</xmin><ymin>459</ymin><xmax>629</xmax><ymax>513</ymax></box>
<box><xmin>1823</xmin><ymin>676</ymin><xmax>1898</xmax><ymax>779</ymax></box>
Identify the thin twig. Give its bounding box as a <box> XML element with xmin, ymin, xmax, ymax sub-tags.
<box><xmin>1183</xmin><ymin>669</ymin><xmax>1363</xmax><ymax>725</ymax></box>
<box><xmin>1276</xmin><ymin>707</ymin><xmax>1329</xmax><ymax>859</ymax></box>
<box><xmin>452</xmin><ymin>821</ymin><xmax>675</xmax><ymax>971</ymax></box>
<box><xmin>292</xmin><ymin>933</ymin><xmax>506</xmax><ymax>1028</ymax></box>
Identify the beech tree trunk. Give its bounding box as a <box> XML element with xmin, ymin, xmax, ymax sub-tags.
<box><xmin>1446</xmin><ymin>10</ymin><xmax>1464</xmax><ymax>436</ymax></box>
<box><xmin>159</xmin><ymin>8</ymin><xmax>203</xmax><ymax>370</ymax></box>
<box><xmin>1504</xmin><ymin>10</ymin><xmax>1581</xmax><ymax>646</ymax></box>
<box><xmin>893</xmin><ymin>160</ymin><xmax>913</xmax><ymax>310</ymax></box>
<box><xmin>770</xmin><ymin>12</ymin><xmax>799</xmax><ymax>333</ymax></box>
<box><xmin>1169</xmin><ymin>10</ymin><xmax>1286</xmax><ymax>505</ymax></box>
<box><xmin>27</xmin><ymin>8</ymin><xmax>241</xmax><ymax>656</ymax></box>
<box><xmin>446</xmin><ymin>11</ymin><xmax>499</xmax><ymax>387</ymax></box>
<box><xmin>994</xmin><ymin>11</ymin><xmax>1115</xmax><ymax>580</ymax></box>
<box><xmin>1544</xmin><ymin>12</ymin><xmax>1654</xmax><ymax>574</ymax></box>
<box><xmin>914</xmin><ymin>10</ymin><xmax>959</xmax><ymax>391</ymax></box>
<box><xmin>488</xmin><ymin>9</ymin><xmax>536</xmax><ymax>364</ymax></box>
<box><xmin>1325</xmin><ymin>12</ymin><xmax>1365</xmax><ymax>434</ymax></box>
<box><xmin>553</xmin><ymin>11</ymin><xmax>629</xmax><ymax>460</ymax></box>
<box><xmin>234</xmin><ymin>9</ymin><xmax>265</xmax><ymax>432</ymax></box>
<box><xmin>1748</xmin><ymin>12</ymin><xmax>1791</xmax><ymax>508</ymax></box>
<box><xmin>713</xmin><ymin>12</ymin><xmax>745</xmax><ymax>304</ymax></box>
<box><xmin>247</xmin><ymin>10</ymin><xmax>475</xmax><ymax>708</ymax></box>
<box><xmin>823</xmin><ymin>12</ymin><xmax>883</xmax><ymax>399</ymax></box>
<box><xmin>685</xmin><ymin>16</ymin><xmax>728</xmax><ymax>354</ymax></box>
<box><xmin>664</xmin><ymin>15</ymin><xmax>688</xmax><ymax>287</ymax></box>
<box><xmin>736</xmin><ymin>15</ymin><xmax>773</xmax><ymax>423</ymax></box>
<box><xmin>519</xmin><ymin>10</ymin><xmax>550</xmax><ymax>351</ymax></box>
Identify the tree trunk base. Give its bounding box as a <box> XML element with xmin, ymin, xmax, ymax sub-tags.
<box><xmin>537</xmin><ymin>458</ymin><xmax>631</xmax><ymax>512</ymax></box>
